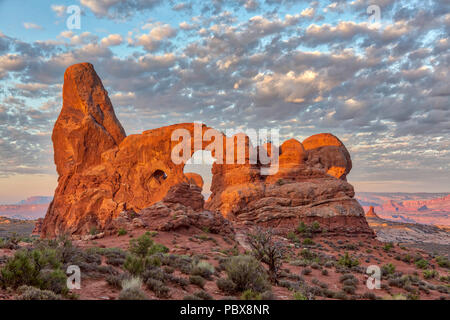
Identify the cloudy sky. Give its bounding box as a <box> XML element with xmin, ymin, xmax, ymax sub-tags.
<box><xmin>0</xmin><ymin>0</ymin><xmax>449</xmax><ymax>203</ymax></box>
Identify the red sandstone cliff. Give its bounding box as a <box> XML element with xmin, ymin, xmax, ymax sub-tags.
<box><xmin>41</xmin><ymin>63</ymin><xmax>373</xmax><ymax>237</ymax></box>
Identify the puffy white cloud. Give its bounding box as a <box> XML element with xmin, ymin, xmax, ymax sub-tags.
<box><xmin>100</xmin><ymin>34</ymin><xmax>123</xmax><ymax>47</ymax></box>
<box><xmin>23</xmin><ymin>22</ymin><xmax>43</xmax><ymax>30</ymax></box>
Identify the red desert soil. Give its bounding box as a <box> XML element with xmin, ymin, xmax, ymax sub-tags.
<box><xmin>60</xmin><ymin>227</ymin><xmax>449</xmax><ymax>300</ymax></box>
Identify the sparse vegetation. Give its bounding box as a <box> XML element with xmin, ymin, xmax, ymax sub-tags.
<box><xmin>337</xmin><ymin>252</ymin><xmax>359</xmax><ymax>268</ymax></box>
<box><xmin>247</xmin><ymin>228</ymin><xmax>286</xmax><ymax>283</ymax></box>
<box><xmin>222</xmin><ymin>255</ymin><xmax>269</xmax><ymax>293</ymax></box>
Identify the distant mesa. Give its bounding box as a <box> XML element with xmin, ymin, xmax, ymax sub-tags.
<box><xmin>17</xmin><ymin>196</ymin><xmax>53</xmax><ymax>205</ymax></box>
<box><xmin>40</xmin><ymin>62</ymin><xmax>373</xmax><ymax>238</ymax></box>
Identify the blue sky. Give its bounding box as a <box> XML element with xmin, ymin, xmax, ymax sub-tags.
<box><xmin>0</xmin><ymin>0</ymin><xmax>449</xmax><ymax>203</ymax></box>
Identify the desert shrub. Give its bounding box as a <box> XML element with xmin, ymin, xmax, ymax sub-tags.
<box><xmin>300</xmin><ymin>248</ymin><xmax>316</xmax><ymax>260</ymax></box>
<box><xmin>0</xmin><ymin>248</ymin><xmax>63</xmax><ymax>290</ymax></box>
<box><xmin>381</xmin><ymin>263</ymin><xmax>396</xmax><ymax>276</ymax></box>
<box><xmin>423</xmin><ymin>270</ymin><xmax>438</xmax><ymax>279</ymax></box>
<box><xmin>339</xmin><ymin>274</ymin><xmax>356</xmax><ymax>282</ymax></box>
<box><xmin>297</xmin><ymin>222</ymin><xmax>308</xmax><ymax>234</ymax></box>
<box><xmin>436</xmin><ymin>256</ymin><xmax>449</xmax><ymax>269</ymax></box>
<box><xmin>287</xmin><ymin>231</ymin><xmax>299</xmax><ymax>243</ymax></box>
<box><xmin>104</xmin><ymin>248</ymin><xmax>127</xmax><ymax>267</ymax></box>
<box><xmin>321</xmin><ymin>269</ymin><xmax>328</xmax><ymax>276</ymax></box>
<box><xmin>163</xmin><ymin>266</ymin><xmax>175</xmax><ymax>274</ymax></box>
<box><xmin>146</xmin><ymin>278</ymin><xmax>170</xmax><ymax>298</ymax></box>
<box><xmin>191</xmin><ymin>260</ymin><xmax>215</xmax><ymax>279</ymax></box>
<box><xmin>415</xmin><ymin>259</ymin><xmax>429</xmax><ymax>269</ymax></box>
<box><xmin>39</xmin><ymin>269</ymin><xmax>68</xmax><ymax>295</ymax></box>
<box><xmin>193</xmin><ymin>290</ymin><xmax>213</xmax><ymax>300</ymax></box>
<box><xmin>293</xmin><ymin>292</ymin><xmax>307</xmax><ymax>300</ymax></box>
<box><xmin>383</xmin><ymin>242</ymin><xmax>394</xmax><ymax>252</ymax></box>
<box><xmin>342</xmin><ymin>285</ymin><xmax>356</xmax><ymax>294</ymax></box>
<box><xmin>129</xmin><ymin>232</ymin><xmax>155</xmax><ymax>257</ymax></box>
<box><xmin>224</xmin><ymin>255</ymin><xmax>269</xmax><ymax>293</ymax></box>
<box><xmin>143</xmin><ymin>267</ymin><xmax>166</xmax><ymax>282</ymax></box>
<box><xmin>106</xmin><ymin>273</ymin><xmax>130</xmax><ymax>289</ymax></box>
<box><xmin>301</xmin><ymin>268</ymin><xmax>312</xmax><ymax>275</ymax></box>
<box><xmin>216</xmin><ymin>278</ymin><xmax>237</xmax><ymax>294</ymax></box>
<box><xmin>189</xmin><ymin>275</ymin><xmax>206</xmax><ymax>288</ymax></box>
<box><xmin>333</xmin><ymin>291</ymin><xmax>348</xmax><ymax>300</ymax></box>
<box><xmin>119</xmin><ymin>277</ymin><xmax>147</xmax><ymax>300</ymax></box>
<box><xmin>311</xmin><ymin>221</ymin><xmax>321</xmax><ymax>232</ymax></box>
<box><xmin>148</xmin><ymin>243</ymin><xmax>169</xmax><ymax>255</ymax></box>
<box><xmin>337</xmin><ymin>252</ymin><xmax>359</xmax><ymax>268</ymax></box>
<box><xmin>160</xmin><ymin>254</ymin><xmax>192</xmax><ymax>273</ymax></box>
<box><xmin>311</xmin><ymin>262</ymin><xmax>320</xmax><ymax>270</ymax></box>
<box><xmin>169</xmin><ymin>276</ymin><xmax>189</xmax><ymax>288</ymax></box>
<box><xmin>361</xmin><ymin>292</ymin><xmax>377</xmax><ymax>300</ymax></box>
<box><xmin>123</xmin><ymin>255</ymin><xmax>145</xmax><ymax>276</ymax></box>
<box><xmin>17</xmin><ymin>285</ymin><xmax>60</xmax><ymax>300</ymax></box>
<box><xmin>303</xmin><ymin>238</ymin><xmax>315</xmax><ymax>246</ymax></box>
<box><xmin>247</xmin><ymin>228</ymin><xmax>286</xmax><ymax>283</ymax></box>
<box><xmin>118</xmin><ymin>228</ymin><xmax>127</xmax><ymax>236</ymax></box>
<box><xmin>240</xmin><ymin>289</ymin><xmax>261</xmax><ymax>300</ymax></box>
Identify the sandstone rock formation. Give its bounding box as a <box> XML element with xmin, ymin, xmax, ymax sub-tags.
<box><xmin>42</xmin><ymin>62</ymin><xmax>372</xmax><ymax>237</ymax></box>
<box><xmin>365</xmin><ymin>206</ymin><xmax>380</xmax><ymax>219</ymax></box>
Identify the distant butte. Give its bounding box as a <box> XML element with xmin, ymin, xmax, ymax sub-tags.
<box><xmin>41</xmin><ymin>63</ymin><xmax>373</xmax><ymax>238</ymax></box>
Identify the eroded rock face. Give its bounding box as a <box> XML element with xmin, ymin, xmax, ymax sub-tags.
<box><xmin>303</xmin><ymin>133</ymin><xmax>352</xmax><ymax>180</ymax></box>
<box><xmin>42</xmin><ymin>63</ymin><xmax>372</xmax><ymax>237</ymax></box>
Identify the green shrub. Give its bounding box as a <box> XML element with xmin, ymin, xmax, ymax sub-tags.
<box><xmin>40</xmin><ymin>269</ymin><xmax>68</xmax><ymax>295</ymax></box>
<box><xmin>240</xmin><ymin>289</ymin><xmax>261</xmax><ymax>300</ymax></box>
<box><xmin>118</xmin><ymin>228</ymin><xmax>127</xmax><ymax>236</ymax></box>
<box><xmin>224</xmin><ymin>255</ymin><xmax>269</xmax><ymax>293</ymax></box>
<box><xmin>415</xmin><ymin>259</ymin><xmax>428</xmax><ymax>269</ymax></box>
<box><xmin>436</xmin><ymin>256</ymin><xmax>449</xmax><ymax>269</ymax></box>
<box><xmin>297</xmin><ymin>222</ymin><xmax>308</xmax><ymax>233</ymax></box>
<box><xmin>381</xmin><ymin>263</ymin><xmax>396</xmax><ymax>276</ymax></box>
<box><xmin>302</xmin><ymin>238</ymin><xmax>315</xmax><ymax>245</ymax></box>
<box><xmin>0</xmin><ymin>248</ymin><xmax>63</xmax><ymax>290</ymax></box>
<box><xmin>123</xmin><ymin>255</ymin><xmax>145</xmax><ymax>276</ymax></box>
<box><xmin>293</xmin><ymin>292</ymin><xmax>307</xmax><ymax>300</ymax></box>
<box><xmin>423</xmin><ymin>270</ymin><xmax>438</xmax><ymax>279</ymax></box>
<box><xmin>337</xmin><ymin>252</ymin><xmax>359</xmax><ymax>268</ymax></box>
<box><xmin>191</xmin><ymin>261</ymin><xmax>215</xmax><ymax>279</ymax></box>
<box><xmin>129</xmin><ymin>233</ymin><xmax>154</xmax><ymax>257</ymax></box>
<box><xmin>287</xmin><ymin>231</ymin><xmax>299</xmax><ymax>243</ymax></box>
<box><xmin>383</xmin><ymin>242</ymin><xmax>394</xmax><ymax>252</ymax></box>
<box><xmin>148</xmin><ymin>243</ymin><xmax>169</xmax><ymax>255</ymax></box>
<box><xmin>311</xmin><ymin>221</ymin><xmax>321</xmax><ymax>232</ymax></box>
<box><xmin>189</xmin><ymin>275</ymin><xmax>206</xmax><ymax>288</ymax></box>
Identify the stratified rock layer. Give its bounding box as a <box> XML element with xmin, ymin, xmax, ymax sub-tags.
<box><xmin>42</xmin><ymin>63</ymin><xmax>373</xmax><ymax>237</ymax></box>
